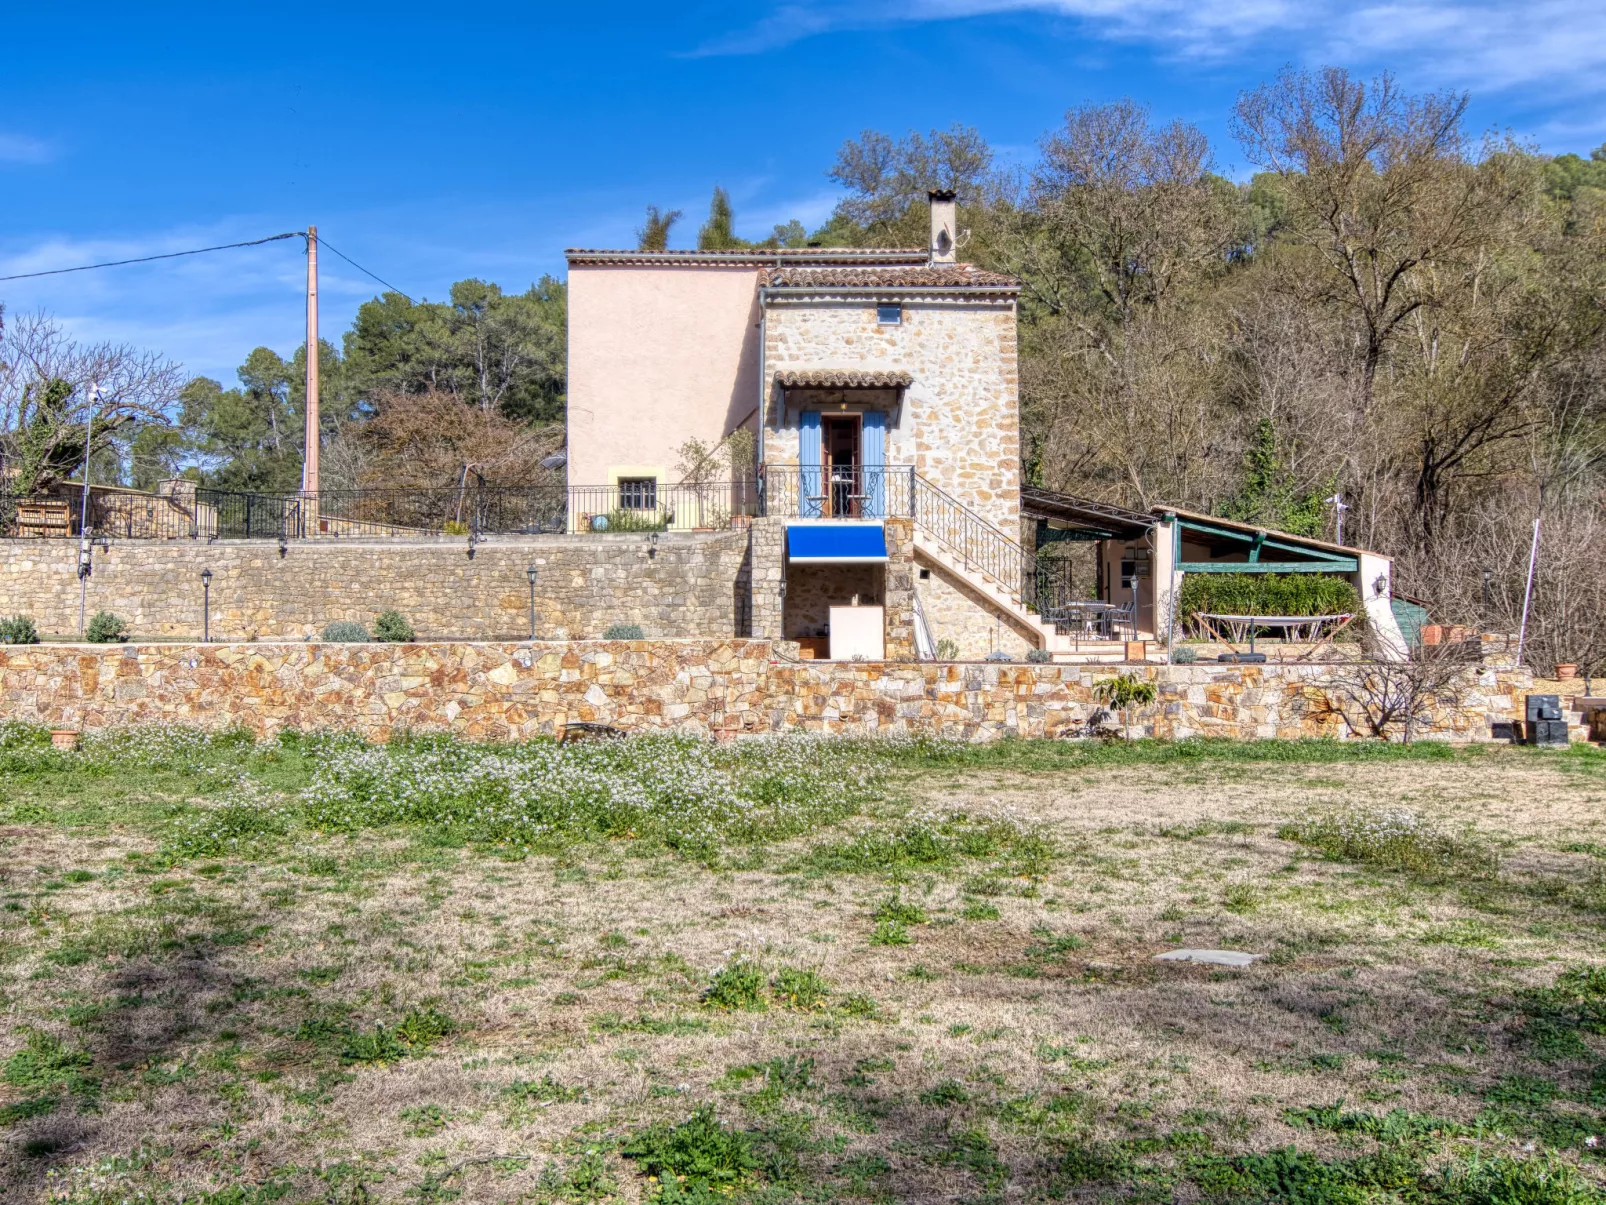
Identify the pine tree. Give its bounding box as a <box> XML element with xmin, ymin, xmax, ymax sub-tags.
<box><xmin>697</xmin><ymin>188</ymin><xmax>746</xmax><ymax>250</ymax></box>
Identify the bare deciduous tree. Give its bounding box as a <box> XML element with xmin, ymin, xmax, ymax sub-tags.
<box><xmin>0</xmin><ymin>309</ymin><xmax>185</xmax><ymax>494</ymax></box>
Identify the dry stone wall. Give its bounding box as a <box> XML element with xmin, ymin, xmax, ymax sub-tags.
<box><xmin>0</xmin><ymin>534</ymin><xmax>751</xmax><ymax>641</ymax></box>
<box><xmin>0</xmin><ymin>639</ymin><xmax>1544</xmax><ymax>744</ymax></box>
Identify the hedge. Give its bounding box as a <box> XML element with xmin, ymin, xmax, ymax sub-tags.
<box><xmin>1177</xmin><ymin>572</ymin><xmax>1360</xmax><ymax>628</ymax></box>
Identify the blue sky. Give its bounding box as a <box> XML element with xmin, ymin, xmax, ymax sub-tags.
<box><xmin>2</xmin><ymin>1</ymin><xmax>1601</xmax><ymax>387</ymax></box>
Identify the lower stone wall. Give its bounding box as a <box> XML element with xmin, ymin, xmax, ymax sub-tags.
<box><xmin>0</xmin><ymin>639</ymin><xmax>1541</xmax><ymax>744</ymax></box>
<box><xmin>0</xmin><ymin>534</ymin><xmax>751</xmax><ymax>642</ymax></box>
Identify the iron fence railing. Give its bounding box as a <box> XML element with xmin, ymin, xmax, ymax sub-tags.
<box><xmin>0</xmin><ymin>488</ymin><xmax>306</xmax><ymax>541</ymax></box>
<box><xmin>0</xmin><ymin>469</ymin><xmax>1038</xmax><ymax>607</ymax></box>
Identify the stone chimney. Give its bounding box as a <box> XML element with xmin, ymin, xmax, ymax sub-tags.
<box><xmin>928</xmin><ymin>189</ymin><xmax>957</xmax><ymax>265</ymax></box>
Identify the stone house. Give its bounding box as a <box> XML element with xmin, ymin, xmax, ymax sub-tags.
<box><xmin>566</xmin><ymin>192</ymin><xmax>1064</xmax><ymax>660</ymax></box>
<box><xmin>563</xmin><ymin>193</ymin><xmax>1407</xmax><ymax>662</ymax></box>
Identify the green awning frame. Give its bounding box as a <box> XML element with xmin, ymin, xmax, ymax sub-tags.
<box><xmin>1172</xmin><ymin>516</ymin><xmax>1358</xmax><ymax>574</ymax></box>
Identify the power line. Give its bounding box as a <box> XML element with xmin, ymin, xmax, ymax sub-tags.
<box><xmin>314</xmin><ymin>235</ymin><xmax>415</xmax><ymax>303</ymax></box>
<box><xmin>0</xmin><ymin>232</ymin><xmax>301</xmax><ymax>283</ymax></box>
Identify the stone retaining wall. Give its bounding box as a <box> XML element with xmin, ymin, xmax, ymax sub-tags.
<box><xmin>0</xmin><ymin>639</ymin><xmax>1542</xmax><ymax>744</ymax></box>
<box><xmin>0</xmin><ymin>534</ymin><xmax>751</xmax><ymax>641</ymax></box>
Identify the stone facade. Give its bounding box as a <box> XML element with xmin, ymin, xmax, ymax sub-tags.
<box><xmin>0</xmin><ymin>534</ymin><xmax>752</xmax><ymax>642</ymax></box>
<box><xmin>915</xmin><ymin>556</ymin><xmax>1037</xmax><ymax>660</ymax></box>
<box><xmin>0</xmin><ymin>639</ymin><xmax>1552</xmax><ymax>745</ymax></box>
<box><xmin>763</xmin><ymin>300</ymin><xmax>1020</xmax><ymax>533</ymax></box>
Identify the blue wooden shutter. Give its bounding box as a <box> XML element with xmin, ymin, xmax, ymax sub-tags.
<box><xmin>861</xmin><ymin>411</ymin><xmax>886</xmax><ymax>517</ymax></box>
<box><xmin>799</xmin><ymin>411</ymin><xmax>822</xmax><ymax>518</ymax></box>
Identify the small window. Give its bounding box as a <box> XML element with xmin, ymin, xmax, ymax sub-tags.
<box><xmin>918</xmin><ymin>567</ymin><xmax>931</xmax><ymax>580</ymax></box>
<box><xmin>876</xmin><ymin>303</ymin><xmax>902</xmax><ymax>325</ymax></box>
<box><xmin>618</xmin><ymin>477</ymin><xmax>657</xmax><ymax>510</ymax></box>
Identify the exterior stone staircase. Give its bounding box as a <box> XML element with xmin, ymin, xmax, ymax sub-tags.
<box><xmin>906</xmin><ymin>475</ymin><xmax>1132</xmax><ymax>663</ymax></box>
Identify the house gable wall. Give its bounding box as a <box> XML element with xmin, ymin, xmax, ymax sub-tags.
<box><xmin>566</xmin><ymin>264</ymin><xmax>763</xmax><ymax>487</ymax></box>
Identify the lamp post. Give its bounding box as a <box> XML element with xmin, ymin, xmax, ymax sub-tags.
<box><xmin>76</xmin><ymin>384</ymin><xmax>102</xmax><ymax>638</ymax></box>
<box><xmin>526</xmin><ymin>565</ymin><xmax>538</xmax><ymax>641</ymax></box>
<box><xmin>200</xmin><ymin>568</ymin><xmax>212</xmax><ymax>643</ymax></box>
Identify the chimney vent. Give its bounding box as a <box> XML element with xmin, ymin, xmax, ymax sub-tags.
<box><xmin>928</xmin><ymin>189</ymin><xmax>957</xmax><ymax>265</ymax></box>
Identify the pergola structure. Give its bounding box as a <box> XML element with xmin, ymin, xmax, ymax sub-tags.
<box><xmin>1019</xmin><ymin>487</ymin><xmax>1407</xmax><ymax>655</ymax></box>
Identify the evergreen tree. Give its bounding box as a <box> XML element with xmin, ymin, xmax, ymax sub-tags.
<box><xmin>1220</xmin><ymin>419</ymin><xmax>1328</xmax><ymax>538</ymax></box>
<box><xmin>635</xmin><ymin>205</ymin><xmax>682</xmax><ymax>251</ymax></box>
<box><xmin>697</xmin><ymin>188</ymin><xmax>747</xmax><ymax>250</ymax></box>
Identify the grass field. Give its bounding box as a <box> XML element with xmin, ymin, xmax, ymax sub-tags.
<box><xmin>1</xmin><ymin>726</ymin><xmax>1605</xmax><ymax>1204</ymax></box>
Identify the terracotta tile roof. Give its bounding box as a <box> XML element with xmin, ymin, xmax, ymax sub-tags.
<box><xmin>773</xmin><ymin>369</ymin><xmax>914</xmax><ymax>389</ymax></box>
<box><xmin>565</xmin><ymin>247</ymin><xmax>927</xmax><ymax>267</ymax></box>
<box><xmin>764</xmin><ymin>263</ymin><xmax>1018</xmax><ymax>290</ymax></box>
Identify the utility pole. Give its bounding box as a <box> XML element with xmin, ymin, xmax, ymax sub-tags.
<box><xmin>302</xmin><ymin>226</ymin><xmax>320</xmax><ymax>497</ymax></box>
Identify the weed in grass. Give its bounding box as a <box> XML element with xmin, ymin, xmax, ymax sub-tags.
<box><xmin>1279</xmin><ymin>808</ymin><xmax>1498</xmax><ymax>878</ymax></box>
<box><xmin>921</xmin><ymin>1078</ymin><xmax>970</xmax><ymax>1106</ymax></box>
<box><xmin>341</xmin><ymin>1007</ymin><xmax>453</xmax><ymax>1064</ymax></box>
<box><xmin>703</xmin><ymin>960</ymin><xmax>768</xmax><ymax>1011</ymax></box>
<box><xmin>537</xmin><ymin>1150</ymin><xmax>617</xmax><ymax>1203</ymax></box>
<box><xmin>621</xmin><ymin>1105</ymin><xmax>760</xmax><ymax>1199</ymax></box>
<box><xmin>165</xmin><ymin>780</ymin><xmax>294</xmax><ymax>859</ymax></box>
<box><xmin>594</xmin><ymin>1013</ymin><xmax>712</xmax><ymax>1036</ymax></box>
<box><xmin>302</xmin><ymin>732</ymin><xmax>886</xmax><ymax>857</ymax></box>
<box><xmin>871</xmin><ymin>919</ymin><xmax>912</xmax><ymax>947</ymax></box>
<box><xmin>837</xmin><ymin>994</ymin><xmax>882</xmax><ymax>1020</ymax></box>
<box><xmin>1514</xmin><ymin>965</ymin><xmax>1606</xmax><ymax>1059</ymax></box>
<box><xmin>770</xmin><ymin>966</ymin><xmax>830</xmax><ymax>1012</ymax></box>
<box><xmin>400</xmin><ymin>1103</ymin><xmax>450</xmax><ymax>1136</ymax></box>
<box><xmin>4</xmin><ymin>1030</ymin><xmax>92</xmax><ymax>1088</ymax></box>
<box><xmin>961</xmin><ymin>900</ymin><xmax>1001</xmax><ymax>921</ymax></box>
<box><xmin>1224</xmin><ymin>884</ymin><xmax>1262</xmax><ymax>913</ymax></box>
<box><xmin>872</xmin><ymin>894</ymin><xmax>928</xmax><ymax>925</ymax></box>
<box><xmin>0</xmin><ymin>1096</ymin><xmax>57</xmax><ymax>1127</ymax></box>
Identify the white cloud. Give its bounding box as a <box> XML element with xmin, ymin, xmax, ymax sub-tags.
<box><xmin>0</xmin><ymin>132</ymin><xmax>56</xmax><ymax>165</ymax></box>
<box><xmin>697</xmin><ymin>0</ymin><xmax>1606</xmax><ymax>101</ymax></box>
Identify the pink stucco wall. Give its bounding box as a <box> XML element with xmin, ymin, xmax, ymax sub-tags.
<box><xmin>566</xmin><ymin>265</ymin><xmax>763</xmax><ymax>486</ymax></box>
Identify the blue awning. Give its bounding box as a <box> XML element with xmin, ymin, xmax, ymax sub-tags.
<box><xmin>787</xmin><ymin>522</ymin><xmax>888</xmax><ymax>563</ymax></box>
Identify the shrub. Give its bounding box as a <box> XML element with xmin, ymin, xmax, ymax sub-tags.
<box><xmin>1172</xmin><ymin>645</ymin><xmax>1198</xmax><ymax>664</ymax></box>
<box><xmin>603</xmin><ymin>623</ymin><xmax>645</xmax><ymax>640</ymax></box>
<box><xmin>0</xmin><ymin>615</ymin><xmax>39</xmax><ymax>645</ymax></box>
<box><xmin>85</xmin><ymin>611</ymin><xmax>128</xmax><ymax>643</ymax></box>
<box><xmin>935</xmin><ymin>638</ymin><xmax>960</xmax><ymax>660</ymax></box>
<box><xmin>319</xmin><ymin>620</ymin><xmax>370</xmax><ymax>643</ymax></box>
<box><xmin>605</xmin><ymin>509</ymin><xmax>669</xmax><ymax>533</ymax></box>
<box><xmin>372</xmin><ymin>610</ymin><xmax>415</xmax><ymax>642</ymax></box>
<box><xmin>1026</xmin><ymin>648</ymin><xmax>1052</xmax><ymax>663</ymax></box>
<box><xmin>1178</xmin><ymin>572</ymin><xmax>1360</xmax><ymax>628</ymax></box>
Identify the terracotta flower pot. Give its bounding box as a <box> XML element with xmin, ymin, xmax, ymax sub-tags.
<box><xmin>50</xmin><ymin>729</ymin><xmax>80</xmax><ymax>751</ymax></box>
<box><xmin>1556</xmin><ymin>663</ymin><xmax>1579</xmax><ymax>680</ymax></box>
